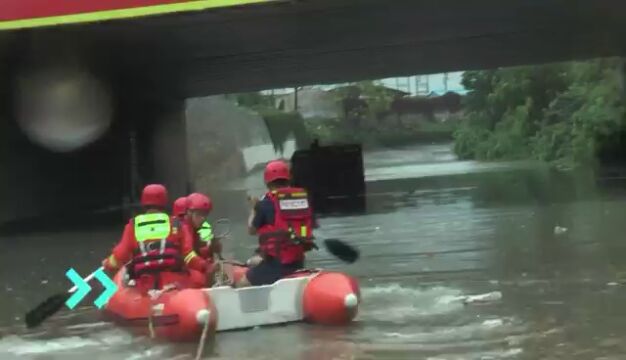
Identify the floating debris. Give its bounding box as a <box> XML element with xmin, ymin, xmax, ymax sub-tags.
<box><xmin>462</xmin><ymin>291</ymin><xmax>503</xmax><ymax>305</ymax></box>
<box><xmin>554</xmin><ymin>226</ymin><xmax>568</xmax><ymax>235</ymax></box>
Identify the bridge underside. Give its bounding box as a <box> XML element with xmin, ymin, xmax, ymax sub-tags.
<box><xmin>4</xmin><ymin>0</ymin><xmax>626</xmax><ymax>98</ymax></box>
<box><xmin>1</xmin><ymin>0</ymin><xmax>626</xmax><ymax>228</ymax></box>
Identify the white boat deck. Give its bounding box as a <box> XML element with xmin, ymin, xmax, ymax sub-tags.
<box><xmin>205</xmin><ymin>275</ymin><xmax>315</xmax><ymax>331</ymax></box>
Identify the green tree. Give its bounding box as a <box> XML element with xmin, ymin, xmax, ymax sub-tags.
<box><xmin>454</xmin><ymin>58</ymin><xmax>626</xmax><ymax>169</ymax></box>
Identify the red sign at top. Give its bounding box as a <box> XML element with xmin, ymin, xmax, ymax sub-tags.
<box><xmin>2</xmin><ymin>0</ymin><xmax>193</xmax><ymax>21</ymax></box>
<box><xmin>0</xmin><ymin>0</ymin><xmax>273</xmax><ymax>30</ymax></box>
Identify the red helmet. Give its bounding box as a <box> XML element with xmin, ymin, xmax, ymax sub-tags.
<box><xmin>140</xmin><ymin>184</ymin><xmax>168</xmax><ymax>208</ymax></box>
<box><xmin>263</xmin><ymin>160</ymin><xmax>290</xmax><ymax>184</ymax></box>
<box><xmin>187</xmin><ymin>193</ymin><xmax>213</xmax><ymax>213</ymax></box>
<box><xmin>172</xmin><ymin>196</ymin><xmax>188</xmax><ymax>217</ymax></box>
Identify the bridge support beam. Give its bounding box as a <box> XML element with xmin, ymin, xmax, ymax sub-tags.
<box><xmin>0</xmin><ymin>85</ymin><xmax>191</xmax><ymax>230</ymax></box>
<box><xmin>149</xmin><ymin>100</ymin><xmax>192</xmax><ymax>198</ymax></box>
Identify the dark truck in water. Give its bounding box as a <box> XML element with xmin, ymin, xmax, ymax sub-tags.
<box><xmin>291</xmin><ymin>142</ymin><xmax>365</xmax><ymax>215</ymax></box>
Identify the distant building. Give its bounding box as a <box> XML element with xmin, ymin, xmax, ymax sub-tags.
<box><xmin>264</xmin><ymin>72</ymin><xmax>467</xmax><ymax>98</ymax></box>
<box><xmin>384</xmin><ymin>91</ymin><xmax>464</xmax><ymax>125</ymax></box>
<box><xmin>379</xmin><ymin>72</ymin><xmax>467</xmax><ymax>96</ymax></box>
<box><xmin>328</xmin><ymin>84</ymin><xmax>409</xmax><ymax>99</ymax></box>
<box><xmin>272</xmin><ymin>85</ymin><xmax>411</xmax><ymax>121</ymax></box>
<box><xmin>267</xmin><ymin>83</ymin><xmax>465</xmax><ymax>129</ymax></box>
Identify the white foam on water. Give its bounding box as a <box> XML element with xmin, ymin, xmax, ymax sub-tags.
<box><xmin>124</xmin><ymin>346</ymin><xmax>169</xmax><ymax>360</ymax></box>
<box><xmin>426</xmin><ymin>347</ymin><xmax>523</xmax><ymax>360</ymax></box>
<box><xmin>380</xmin><ymin>317</ymin><xmax>523</xmax><ymax>344</ymax></box>
<box><xmin>359</xmin><ymin>283</ymin><xmax>466</xmax><ymax>322</ymax></box>
<box><xmin>0</xmin><ymin>328</ymin><xmax>135</xmax><ymax>357</ymax></box>
<box><xmin>0</xmin><ymin>335</ymin><xmax>101</xmax><ymax>355</ymax></box>
<box><xmin>95</xmin><ymin>329</ymin><xmax>137</xmax><ymax>346</ymax></box>
<box><xmin>351</xmin><ymin>283</ymin><xmax>529</xmax><ymax>358</ymax></box>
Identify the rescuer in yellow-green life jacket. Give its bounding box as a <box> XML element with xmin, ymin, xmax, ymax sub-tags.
<box><xmin>185</xmin><ymin>193</ymin><xmax>223</xmax><ymax>268</ymax></box>
<box><xmin>197</xmin><ymin>221</ymin><xmax>218</xmax><ymax>258</ymax></box>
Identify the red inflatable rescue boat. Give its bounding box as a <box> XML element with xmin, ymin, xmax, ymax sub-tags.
<box><xmin>103</xmin><ymin>268</ymin><xmax>216</xmax><ymax>341</ymax></box>
<box><xmin>103</xmin><ymin>264</ymin><xmax>360</xmax><ymax>341</ymax></box>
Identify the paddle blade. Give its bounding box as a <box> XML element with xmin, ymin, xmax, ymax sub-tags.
<box><xmin>323</xmin><ymin>239</ymin><xmax>359</xmax><ymax>264</ymax></box>
<box><xmin>25</xmin><ymin>293</ymin><xmax>70</xmax><ymax>329</ymax></box>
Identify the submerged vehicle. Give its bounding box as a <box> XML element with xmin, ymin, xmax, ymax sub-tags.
<box><xmin>103</xmin><ymin>263</ymin><xmax>361</xmax><ymax>341</ymax></box>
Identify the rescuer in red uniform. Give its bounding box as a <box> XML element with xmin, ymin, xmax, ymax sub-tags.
<box><xmin>172</xmin><ymin>196</ymin><xmax>188</xmax><ymax>220</ymax></box>
<box><xmin>169</xmin><ymin>195</ymin><xmax>209</xmax><ymax>288</ymax></box>
<box><xmin>102</xmin><ymin>184</ymin><xmax>208</xmax><ymax>291</ymax></box>
<box><xmin>185</xmin><ymin>193</ymin><xmax>223</xmax><ymax>286</ymax></box>
<box><xmin>234</xmin><ymin>160</ymin><xmax>316</xmax><ymax>287</ymax></box>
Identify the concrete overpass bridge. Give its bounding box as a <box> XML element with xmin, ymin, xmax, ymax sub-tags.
<box><xmin>1</xmin><ymin>0</ymin><xmax>625</xmax><ymax>227</ymax></box>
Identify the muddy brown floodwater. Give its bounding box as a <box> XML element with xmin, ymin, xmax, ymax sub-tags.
<box><xmin>2</xmin><ymin>143</ymin><xmax>626</xmax><ymax>359</ymax></box>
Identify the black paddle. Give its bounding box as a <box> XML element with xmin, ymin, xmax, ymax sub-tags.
<box><xmin>321</xmin><ymin>238</ymin><xmax>359</xmax><ymax>264</ymax></box>
<box><xmin>25</xmin><ymin>267</ymin><xmax>102</xmax><ymax>329</ymax></box>
<box><xmin>25</xmin><ymin>293</ymin><xmax>71</xmax><ymax>329</ymax></box>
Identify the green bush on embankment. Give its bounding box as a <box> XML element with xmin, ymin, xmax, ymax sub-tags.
<box><xmin>303</xmin><ymin>115</ymin><xmax>456</xmax><ymax>148</ymax></box>
<box><xmin>242</xmin><ymin>105</ymin><xmax>456</xmax><ymax>152</ymax></box>
<box><xmin>453</xmin><ymin>58</ymin><xmax>626</xmax><ymax>170</ymax></box>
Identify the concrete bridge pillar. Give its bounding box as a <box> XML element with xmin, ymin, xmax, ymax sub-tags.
<box><xmin>0</xmin><ymin>82</ymin><xmax>191</xmax><ymax>230</ymax></box>
<box><xmin>120</xmin><ymin>95</ymin><xmax>192</xmax><ymax>203</ymax></box>
<box><xmin>149</xmin><ymin>100</ymin><xmax>192</xmax><ymax>198</ymax></box>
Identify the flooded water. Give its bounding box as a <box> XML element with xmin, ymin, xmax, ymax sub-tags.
<box><xmin>3</xmin><ymin>143</ymin><xmax>626</xmax><ymax>359</ymax></box>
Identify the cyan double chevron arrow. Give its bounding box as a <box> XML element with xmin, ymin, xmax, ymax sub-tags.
<box><xmin>65</xmin><ymin>268</ymin><xmax>92</xmax><ymax>310</ymax></box>
<box><xmin>65</xmin><ymin>267</ymin><xmax>118</xmax><ymax>310</ymax></box>
<box><xmin>93</xmin><ymin>268</ymin><xmax>118</xmax><ymax>309</ymax></box>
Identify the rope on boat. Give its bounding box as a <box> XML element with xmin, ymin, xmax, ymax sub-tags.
<box><xmin>212</xmin><ymin>218</ymin><xmax>233</xmax><ymax>288</ymax></box>
<box><xmin>146</xmin><ymin>284</ymin><xmax>175</xmax><ymax>339</ymax></box>
<box><xmin>148</xmin><ymin>313</ymin><xmax>155</xmax><ymax>338</ymax></box>
<box><xmin>148</xmin><ymin>289</ymin><xmax>157</xmax><ymax>338</ymax></box>
<box><xmin>214</xmin><ymin>258</ymin><xmax>234</xmax><ymax>287</ymax></box>
<box><xmin>195</xmin><ymin>309</ymin><xmax>212</xmax><ymax>360</ymax></box>
<box><xmin>213</xmin><ymin>260</ymin><xmax>224</xmax><ymax>287</ymax></box>
<box><xmin>214</xmin><ymin>218</ymin><xmax>231</xmax><ymax>239</ymax></box>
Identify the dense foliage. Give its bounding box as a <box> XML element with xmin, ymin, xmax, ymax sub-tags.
<box><xmin>453</xmin><ymin>58</ymin><xmax>626</xmax><ymax>169</ymax></box>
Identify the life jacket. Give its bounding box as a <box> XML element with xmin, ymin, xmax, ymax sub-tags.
<box><xmin>127</xmin><ymin>213</ymin><xmax>185</xmax><ymax>279</ymax></box>
<box><xmin>257</xmin><ymin>187</ymin><xmax>314</xmax><ymax>264</ymax></box>
<box><xmin>197</xmin><ymin>222</ymin><xmax>213</xmax><ymax>245</ymax></box>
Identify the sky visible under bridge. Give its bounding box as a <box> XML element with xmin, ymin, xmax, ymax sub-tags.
<box><xmin>264</xmin><ymin>71</ymin><xmax>467</xmax><ymax>97</ymax></box>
